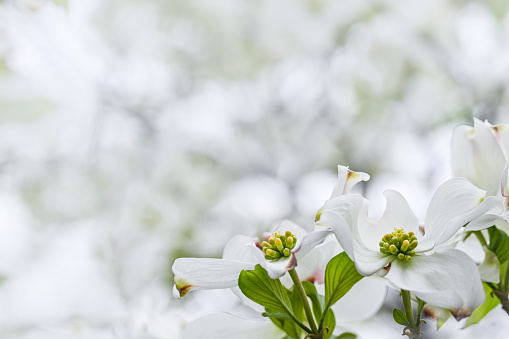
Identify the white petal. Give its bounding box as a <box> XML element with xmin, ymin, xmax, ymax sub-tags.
<box><xmin>386</xmin><ymin>249</ymin><xmax>485</xmax><ymax>319</ymax></box>
<box><xmin>274</xmin><ymin>220</ymin><xmax>308</xmax><ymax>239</ymax></box>
<box><xmin>182</xmin><ymin>313</ymin><xmax>282</xmax><ymax>339</ymax></box>
<box><xmin>352</xmin><ymin>243</ymin><xmax>393</xmax><ymax>276</ymax></box>
<box><xmin>293</xmin><ymin>230</ymin><xmax>332</xmax><ymax>261</ymax></box>
<box><xmin>315</xmin><ymin>194</ymin><xmax>365</xmax><ymax>259</ymax></box>
<box><xmin>478</xmin><ymin>247</ymin><xmax>500</xmax><ymax>284</ymax></box>
<box><xmin>419</xmin><ymin>178</ymin><xmax>487</xmax><ymax>251</ymax></box>
<box><xmin>331</xmin><ymin>276</ymin><xmax>387</xmax><ymax>323</ymax></box>
<box><xmin>172</xmin><ymin>258</ymin><xmax>255</xmax><ymax>297</ymax></box>
<box><xmin>331</xmin><ymin>165</ymin><xmax>370</xmax><ymax>197</ymax></box>
<box><xmin>491</xmin><ymin>122</ymin><xmax>509</xmax><ymax>159</ymax></box>
<box><xmin>357</xmin><ymin>190</ymin><xmax>419</xmax><ymax>251</ymax></box>
<box><xmin>451</xmin><ymin>118</ymin><xmax>506</xmax><ymax>196</ymax></box>
<box><xmin>464</xmin><ymin>196</ymin><xmax>508</xmax><ymax>232</ymax></box>
<box><xmin>222</xmin><ymin>235</ymin><xmax>258</xmax><ymax>263</ymax></box>
<box><xmin>502</xmin><ymin>162</ymin><xmax>509</xmax><ymax>197</ymax></box>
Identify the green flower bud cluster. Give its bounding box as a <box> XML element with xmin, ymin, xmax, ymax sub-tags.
<box><xmin>262</xmin><ymin>231</ymin><xmax>297</xmax><ymax>261</ymax></box>
<box><xmin>379</xmin><ymin>228</ymin><xmax>418</xmax><ymax>261</ymax></box>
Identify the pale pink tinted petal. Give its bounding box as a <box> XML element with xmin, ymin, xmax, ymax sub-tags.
<box><xmin>387</xmin><ymin>249</ymin><xmax>485</xmax><ymax>319</ymax></box>
<box><xmin>502</xmin><ymin>162</ymin><xmax>509</xmax><ymax>197</ymax></box>
<box><xmin>331</xmin><ymin>165</ymin><xmax>370</xmax><ymax>197</ymax></box>
<box><xmin>182</xmin><ymin>313</ymin><xmax>281</xmax><ymax>339</ymax></box>
<box><xmin>172</xmin><ymin>258</ymin><xmax>255</xmax><ymax>297</ymax></box>
<box><xmin>419</xmin><ymin>178</ymin><xmax>486</xmax><ymax>251</ymax></box>
<box><xmin>222</xmin><ymin>235</ymin><xmax>258</xmax><ymax>263</ymax></box>
<box><xmin>331</xmin><ymin>276</ymin><xmax>387</xmax><ymax>323</ymax></box>
<box><xmin>492</xmin><ymin>122</ymin><xmax>509</xmax><ymax>159</ymax></box>
<box><xmin>451</xmin><ymin>118</ymin><xmax>506</xmax><ymax>196</ymax></box>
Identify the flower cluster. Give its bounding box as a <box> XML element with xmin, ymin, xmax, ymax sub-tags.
<box><xmin>172</xmin><ymin>119</ymin><xmax>509</xmax><ymax>339</ymax></box>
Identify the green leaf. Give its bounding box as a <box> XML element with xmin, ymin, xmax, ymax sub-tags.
<box><xmin>238</xmin><ymin>265</ymin><xmax>293</xmax><ymax>316</ymax></box>
<box><xmin>416</xmin><ymin>298</ymin><xmax>426</xmax><ymax>324</ymax></box>
<box><xmin>488</xmin><ymin>226</ymin><xmax>509</xmax><ymax>263</ymax></box>
<box><xmin>324</xmin><ymin>252</ymin><xmax>363</xmax><ymax>310</ymax></box>
<box><xmin>393</xmin><ymin>308</ymin><xmax>409</xmax><ymax>326</ymax></box>
<box><xmin>335</xmin><ymin>333</ymin><xmax>357</xmax><ymax>339</ymax></box>
<box><xmin>323</xmin><ymin>308</ymin><xmax>336</xmax><ymax>339</ymax></box>
<box><xmin>264</xmin><ymin>311</ymin><xmax>301</xmax><ymax>339</ymax></box>
<box><xmin>463</xmin><ymin>283</ymin><xmax>501</xmax><ymax>328</ymax></box>
<box><xmin>302</xmin><ymin>281</ymin><xmax>324</xmax><ymax>321</ymax></box>
<box><xmin>288</xmin><ymin>286</ymin><xmax>305</xmax><ymax>322</ymax></box>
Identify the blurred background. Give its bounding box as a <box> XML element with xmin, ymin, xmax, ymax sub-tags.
<box><xmin>0</xmin><ymin>0</ymin><xmax>508</xmax><ymax>338</ymax></box>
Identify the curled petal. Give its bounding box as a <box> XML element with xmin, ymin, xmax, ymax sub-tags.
<box><xmin>419</xmin><ymin>178</ymin><xmax>487</xmax><ymax>251</ymax></box>
<box><xmin>331</xmin><ymin>165</ymin><xmax>370</xmax><ymax>197</ymax></box>
<box><xmin>172</xmin><ymin>258</ymin><xmax>255</xmax><ymax>297</ymax></box>
<box><xmin>387</xmin><ymin>249</ymin><xmax>485</xmax><ymax>319</ymax></box>
<box><xmin>451</xmin><ymin>118</ymin><xmax>506</xmax><ymax>196</ymax></box>
<box><xmin>464</xmin><ymin>196</ymin><xmax>509</xmax><ymax>232</ymax></box>
<box><xmin>182</xmin><ymin>313</ymin><xmax>281</xmax><ymax>339</ymax></box>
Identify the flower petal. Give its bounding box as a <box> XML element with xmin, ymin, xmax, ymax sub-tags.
<box><xmin>419</xmin><ymin>178</ymin><xmax>487</xmax><ymax>251</ymax></box>
<box><xmin>274</xmin><ymin>219</ymin><xmax>308</xmax><ymax>240</ymax></box>
<box><xmin>331</xmin><ymin>276</ymin><xmax>387</xmax><ymax>323</ymax></box>
<box><xmin>293</xmin><ymin>230</ymin><xmax>332</xmax><ymax>261</ymax></box>
<box><xmin>222</xmin><ymin>235</ymin><xmax>258</xmax><ymax>263</ymax></box>
<box><xmin>464</xmin><ymin>196</ymin><xmax>509</xmax><ymax>231</ymax></box>
<box><xmin>315</xmin><ymin>194</ymin><xmax>365</xmax><ymax>259</ymax></box>
<box><xmin>172</xmin><ymin>258</ymin><xmax>255</xmax><ymax>297</ymax></box>
<box><xmin>331</xmin><ymin>165</ymin><xmax>370</xmax><ymax>197</ymax></box>
<box><xmin>182</xmin><ymin>313</ymin><xmax>282</xmax><ymax>339</ymax></box>
<box><xmin>451</xmin><ymin>118</ymin><xmax>506</xmax><ymax>196</ymax></box>
<box><xmin>386</xmin><ymin>249</ymin><xmax>485</xmax><ymax>319</ymax></box>
<box><xmin>352</xmin><ymin>243</ymin><xmax>393</xmax><ymax>276</ymax></box>
<box><xmin>357</xmin><ymin>190</ymin><xmax>419</xmax><ymax>252</ymax></box>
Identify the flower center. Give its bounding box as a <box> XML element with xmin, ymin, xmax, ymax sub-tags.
<box><xmin>262</xmin><ymin>231</ymin><xmax>297</xmax><ymax>261</ymax></box>
<box><xmin>379</xmin><ymin>228</ymin><xmax>418</xmax><ymax>261</ymax></box>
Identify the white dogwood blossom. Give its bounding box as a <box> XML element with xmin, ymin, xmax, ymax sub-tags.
<box><xmin>451</xmin><ymin>118</ymin><xmax>509</xmax><ymax>232</ymax></box>
<box><xmin>316</xmin><ymin>167</ymin><xmax>496</xmax><ymax>319</ymax></box>
<box><xmin>172</xmin><ymin>220</ymin><xmax>331</xmax><ymax>297</ymax></box>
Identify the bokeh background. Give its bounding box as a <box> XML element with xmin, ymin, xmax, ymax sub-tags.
<box><xmin>0</xmin><ymin>0</ymin><xmax>509</xmax><ymax>338</ymax></box>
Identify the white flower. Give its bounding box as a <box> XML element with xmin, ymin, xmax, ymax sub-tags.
<box><xmin>179</xmin><ymin>235</ymin><xmax>387</xmax><ymax>339</ymax></box>
<box><xmin>316</xmin><ymin>168</ymin><xmax>494</xmax><ymax>319</ymax></box>
<box><xmin>451</xmin><ymin>118</ymin><xmax>509</xmax><ymax>232</ymax></box>
<box><xmin>172</xmin><ymin>220</ymin><xmax>331</xmax><ymax>297</ymax></box>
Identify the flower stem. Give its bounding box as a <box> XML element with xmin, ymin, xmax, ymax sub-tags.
<box><xmin>401</xmin><ymin>290</ymin><xmax>416</xmax><ymax>329</ymax></box>
<box><xmin>289</xmin><ymin>268</ymin><xmax>319</xmax><ymax>335</ymax></box>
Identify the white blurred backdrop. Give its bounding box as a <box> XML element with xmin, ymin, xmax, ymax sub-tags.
<box><xmin>0</xmin><ymin>0</ymin><xmax>509</xmax><ymax>338</ymax></box>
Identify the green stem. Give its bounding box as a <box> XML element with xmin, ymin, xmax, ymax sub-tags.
<box><xmin>289</xmin><ymin>268</ymin><xmax>319</xmax><ymax>334</ymax></box>
<box><xmin>474</xmin><ymin>231</ymin><xmax>488</xmax><ymax>248</ymax></box>
<box><xmin>504</xmin><ymin>262</ymin><xmax>509</xmax><ymax>292</ymax></box>
<box><xmin>401</xmin><ymin>290</ymin><xmax>416</xmax><ymax>328</ymax></box>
